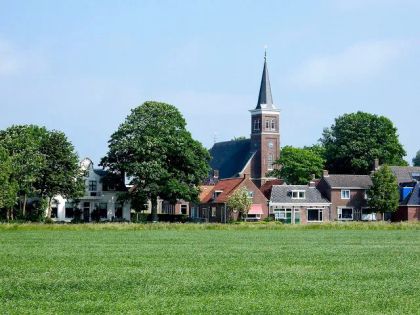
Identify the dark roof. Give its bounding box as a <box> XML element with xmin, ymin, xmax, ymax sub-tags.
<box><xmin>260</xmin><ymin>179</ymin><xmax>284</xmax><ymax>199</ymax></box>
<box><xmin>407</xmin><ymin>182</ymin><xmax>420</xmax><ymax>206</ymax></box>
<box><xmin>390</xmin><ymin>166</ymin><xmax>420</xmax><ymax>184</ymax></box>
<box><xmin>93</xmin><ymin>169</ymin><xmax>108</xmax><ymax>177</ymax></box>
<box><xmin>322</xmin><ymin>175</ymin><xmax>372</xmax><ymax>189</ymax></box>
<box><xmin>209</xmin><ymin>139</ymin><xmax>254</xmax><ymax>179</ymax></box>
<box><xmin>201</xmin><ymin>178</ymin><xmax>245</xmax><ymax>203</ymax></box>
<box><xmin>270</xmin><ymin>185</ymin><xmax>330</xmax><ymax>204</ymax></box>
<box><xmin>256</xmin><ymin>56</ymin><xmax>274</xmax><ymax>110</ymax></box>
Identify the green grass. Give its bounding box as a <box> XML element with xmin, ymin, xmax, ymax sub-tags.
<box><xmin>0</xmin><ymin>223</ymin><xmax>419</xmax><ymax>314</ymax></box>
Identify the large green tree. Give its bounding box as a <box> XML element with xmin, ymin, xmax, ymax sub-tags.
<box><xmin>0</xmin><ymin>146</ymin><xmax>19</xmax><ymax>220</ymax></box>
<box><xmin>101</xmin><ymin>101</ymin><xmax>210</xmax><ymax>222</ymax></box>
<box><xmin>367</xmin><ymin>165</ymin><xmax>399</xmax><ymax>214</ymax></box>
<box><xmin>226</xmin><ymin>187</ymin><xmax>252</xmax><ymax>221</ymax></box>
<box><xmin>269</xmin><ymin>145</ymin><xmax>325</xmax><ymax>184</ymax></box>
<box><xmin>0</xmin><ymin>125</ymin><xmax>83</xmax><ymax>220</ymax></box>
<box><xmin>321</xmin><ymin>112</ymin><xmax>407</xmax><ymax>174</ymax></box>
<box><xmin>0</xmin><ymin>125</ymin><xmax>46</xmax><ymax>217</ymax></box>
<box><xmin>36</xmin><ymin>130</ymin><xmax>85</xmax><ymax>218</ymax></box>
<box><xmin>413</xmin><ymin>150</ymin><xmax>420</xmax><ymax>167</ymax></box>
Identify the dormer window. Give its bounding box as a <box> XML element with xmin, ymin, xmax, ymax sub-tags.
<box><xmin>291</xmin><ymin>190</ymin><xmax>305</xmax><ymax>199</ymax></box>
<box><xmin>213</xmin><ymin>190</ymin><xmax>223</xmax><ymax>199</ymax></box>
<box><xmin>88</xmin><ymin>180</ymin><xmax>97</xmax><ymax>192</ymax></box>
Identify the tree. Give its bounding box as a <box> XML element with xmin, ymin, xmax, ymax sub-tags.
<box><xmin>226</xmin><ymin>187</ymin><xmax>252</xmax><ymax>221</ymax></box>
<box><xmin>36</xmin><ymin>130</ymin><xmax>85</xmax><ymax>218</ymax></box>
<box><xmin>321</xmin><ymin>112</ymin><xmax>407</xmax><ymax>174</ymax></box>
<box><xmin>268</xmin><ymin>146</ymin><xmax>325</xmax><ymax>184</ymax></box>
<box><xmin>101</xmin><ymin>101</ymin><xmax>210</xmax><ymax>222</ymax></box>
<box><xmin>367</xmin><ymin>165</ymin><xmax>399</xmax><ymax>215</ymax></box>
<box><xmin>0</xmin><ymin>125</ymin><xmax>46</xmax><ymax>217</ymax></box>
<box><xmin>413</xmin><ymin>150</ymin><xmax>420</xmax><ymax>166</ymax></box>
<box><xmin>0</xmin><ymin>146</ymin><xmax>18</xmax><ymax>220</ymax></box>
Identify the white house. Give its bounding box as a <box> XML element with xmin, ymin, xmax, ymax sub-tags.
<box><xmin>51</xmin><ymin>158</ymin><xmax>131</xmax><ymax>222</ymax></box>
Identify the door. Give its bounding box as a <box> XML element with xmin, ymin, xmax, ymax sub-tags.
<box><xmin>83</xmin><ymin>202</ymin><xmax>90</xmax><ymax>222</ymax></box>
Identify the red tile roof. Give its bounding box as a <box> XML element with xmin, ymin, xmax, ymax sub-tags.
<box><xmin>201</xmin><ymin>177</ymin><xmax>245</xmax><ymax>203</ymax></box>
<box><xmin>198</xmin><ymin>185</ymin><xmax>215</xmax><ymax>202</ymax></box>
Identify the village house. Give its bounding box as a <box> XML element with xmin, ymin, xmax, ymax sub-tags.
<box><xmin>269</xmin><ymin>183</ymin><xmax>331</xmax><ymax>224</ymax></box>
<box><xmin>51</xmin><ymin>158</ymin><xmax>131</xmax><ymax>222</ymax></box>
<box><xmin>209</xmin><ymin>54</ymin><xmax>280</xmax><ymax>188</ymax></box>
<box><xmin>390</xmin><ymin>166</ymin><xmax>420</xmax><ymax>221</ymax></box>
<box><xmin>194</xmin><ymin>175</ymin><xmax>268</xmax><ymax>222</ymax></box>
<box><xmin>316</xmin><ymin>170</ymin><xmax>376</xmax><ymax>221</ymax></box>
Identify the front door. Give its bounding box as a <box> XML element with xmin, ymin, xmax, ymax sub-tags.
<box><xmin>83</xmin><ymin>202</ymin><xmax>90</xmax><ymax>222</ymax></box>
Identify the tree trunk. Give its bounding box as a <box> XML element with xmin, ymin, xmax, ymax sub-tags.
<box><xmin>237</xmin><ymin>211</ymin><xmax>242</xmax><ymax>222</ymax></box>
<box><xmin>46</xmin><ymin>196</ymin><xmax>53</xmax><ymax>219</ymax></box>
<box><xmin>22</xmin><ymin>194</ymin><xmax>27</xmax><ymax>217</ymax></box>
<box><xmin>151</xmin><ymin>196</ymin><xmax>158</xmax><ymax>223</ymax></box>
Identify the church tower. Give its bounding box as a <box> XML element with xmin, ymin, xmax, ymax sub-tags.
<box><xmin>250</xmin><ymin>53</ymin><xmax>280</xmax><ymax>187</ymax></box>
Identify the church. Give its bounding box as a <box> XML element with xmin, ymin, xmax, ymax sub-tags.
<box><xmin>209</xmin><ymin>54</ymin><xmax>281</xmax><ymax>188</ymax></box>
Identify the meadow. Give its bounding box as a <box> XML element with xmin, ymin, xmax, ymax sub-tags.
<box><xmin>0</xmin><ymin>223</ymin><xmax>419</xmax><ymax>314</ymax></box>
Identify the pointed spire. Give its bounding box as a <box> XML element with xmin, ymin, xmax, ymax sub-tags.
<box><xmin>256</xmin><ymin>51</ymin><xmax>274</xmax><ymax>110</ymax></box>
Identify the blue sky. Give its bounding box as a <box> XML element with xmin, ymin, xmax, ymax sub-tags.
<box><xmin>1</xmin><ymin>0</ymin><xmax>419</xmax><ymax>165</ymax></box>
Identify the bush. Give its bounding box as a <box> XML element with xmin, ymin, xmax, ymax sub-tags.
<box><xmin>90</xmin><ymin>209</ymin><xmax>101</xmax><ymax>222</ymax></box>
<box><xmin>44</xmin><ymin>217</ymin><xmax>54</xmax><ymax>224</ymax></box>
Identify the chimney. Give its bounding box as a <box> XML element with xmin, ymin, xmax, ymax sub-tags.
<box><xmin>373</xmin><ymin>158</ymin><xmax>380</xmax><ymax>171</ymax></box>
<box><xmin>213</xmin><ymin>169</ymin><xmax>219</xmax><ymax>179</ymax></box>
<box><xmin>323</xmin><ymin>170</ymin><xmax>329</xmax><ymax>177</ymax></box>
<box><xmin>309</xmin><ymin>181</ymin><xmax>316</xmax><ymax>187</ymax></box>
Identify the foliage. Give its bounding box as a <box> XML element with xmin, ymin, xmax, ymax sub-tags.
<box><xmin>268</xmin><ymin>145</ymin><xmax>325</xmax><ymax>184</ymax></box>
<box><xmin>231</xmin><ymin>136</ymin><xmax>247</xmax><ymax>141</ymax></box>
<box><xmin>0</xmin><ymin>125</ymin><xmax>83</xmax><ymax>220</ymax></box>
<box><xmin>226</xmin><ymin>187</ymin><xmax>252</xmax><ymax>221</ymax></box>
<box><xmin>321</xmin><ymin>112</ymin><xmax>407</xmax><ymax>174</ymax></box>
<box><xmin>101</xmin><ymin>101</ymin><xmax>210</xmax><ymax>221</ymax></box>
<box><xmin>367</xmin><ymin>165</ymin><xmax>400</xmax><ymax>213</ymax></box>
<box><xmin>0</xmin><ymin>228</ymin><xmax>418</xmax><ymax>314</ymax></box>
<box><xmin>413</xmin><ymin>150</ymin><xmax>420</xmax><ymax>166</ymax></box>
<box><xmin>0</xmin><ymin>146</ymin><xmax>18</xmax><ymax>218</ymax></box>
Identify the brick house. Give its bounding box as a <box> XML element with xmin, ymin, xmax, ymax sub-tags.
<box><xmin>195</xmin><ymin>175</ymin><xmax>268</xmax><ymax>222</ymax></box>
<box><xmin>209</xmin><ymin>54</ymin><xmax>280</xmax><ymax>188</ymax></box>
<box><xmin>269</xmin><ymin>183</ymin><xmax>331</xmax><ymax>224</ymax></box>
<box><xmin>317</xmin><ymin>171</ymin><xmax>376</xmax><ymax>221</ymax></box>
<box><xmin>390</xmin><ymin>166</ymin><xmax>420</xmax><ymax>221</ymax></box>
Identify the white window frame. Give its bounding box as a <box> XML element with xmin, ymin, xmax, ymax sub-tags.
<box><xmin>267</xmin><ymin>154</ymin><xmax>274</xmax><ymax>171</ymax></box>
<box><xmin>341</xmin><ymin>189</ymin><xmax>350</xmax><ymax>199</ymax></box>
<box><xmin>213</xmin><ymin>190</ymin><xmax>223</xmax><ymax>199</ymax></box>
<box><xmin>338</xmin><ymin>207</ymin><xmax>353</xmax><ymax>221</ymax></box>
<box><xmin>291</xmin><ymin>190</ymin><xmax>306</xmax><ymax>199</ymax></box>
<box><xmin>253</xmin><ymin>119</ymin><xmax>260</xmax><ymax>131</ymax></box>
<box><xmin>307</xmin><ymin>208</ymin><xmax>323</xmax><ymax>222</ymax></box>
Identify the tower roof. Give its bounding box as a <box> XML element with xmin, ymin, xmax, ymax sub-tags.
<box><xmin>256</xmin><ymin>53</ymin><xmax>274</xmax><ymax>110</ymax></box>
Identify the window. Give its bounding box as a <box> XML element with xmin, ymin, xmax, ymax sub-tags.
<box><xmin>291</xmin><ymin>190</ymin><xmax>305</xmax><ymax>199</ymax></box>
<box><xmin>253</xmin><ymin>119</ymin><xmax>260</xmax><ymax>131</ymax></box>
<box><xmin>180</xmin><ymin>204</ymin><xmax>188</xmax><ymax>215</ymax></box>
<box><xmin>341</xmin><ymin>190</ymin><xmax>350</xmax><ymax>199</ymax></box>
<box><xmin>211</xmin><ymin>207</ymin><xmax>216</xmax><ymax>217</ymax></box>
<box><xmin>364</xmin><ymin>190</ymin><xmax>369</xmax><ymax>200</ymax></box>
<box><xmin>88</xmin><ymin>180</ymin><xmax>97</xmax><ymax>192</ymax></box>
<box><xmin>267</xmin><ymin>154</ymin><xmax>274</xmax><ymax>170</ymax></box>
<box><xmin>271</xmin><ymin>119</ymin><xmax>275</xmax><ymax>130</ymax></box>
<box><xmin>361</xmin><ymin>208</ymin><xmax>376</xmax><ymax>221</ymax></box>
<box><xmin>99</xmin><ymin>202</ymin><xmax>107</xmax><ymax>219</ymax></box>
<box><xmin>338</xmin><ymin>208</ymin><xmax>353</xmax><ymax>220</ymax></box>
<box><xmin>247</xmin><ymin>191</ymin><xmax>254</xmax><ymax>198</ymax></box>
<box><xmin>51</xmin><ymin>207</ymin><xmax>58</xmax><ymax>218</ymax></box>
<box><xmin>213</xmin><ymin>190</ymin><xmax>223</xmax><ymax>200</ymax></box>
<box><xmin>307</xmin><ymin>208</ymin><xmax>323</xmax><ymax>222</ymax></box>
<box><xmin>65</xmin><ymin>207</ymin><xmax>74</xmax><ymax>218</ymax></box>
<box><xmin>115</xmin><ymin>205</ymin><xmax>123</xmax><ymax>219</ymax></box>
<box><xmin>265</xmin><ymin>120</ymin><xmax>270</xmax><ymax>129</ymax></box>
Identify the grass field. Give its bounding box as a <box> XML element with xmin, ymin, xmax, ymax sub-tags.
<box><xmin>0</xmin><ymin>223</ymin><xmax>419</xmax><ymax>314</ymax></box>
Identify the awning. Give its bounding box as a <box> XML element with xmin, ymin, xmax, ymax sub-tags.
<box><xmin>248</xmin><ymin>204</ymin><xmax>264</xmax><ymax>215</ymax></box>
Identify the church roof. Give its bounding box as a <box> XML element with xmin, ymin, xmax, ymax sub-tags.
<box><xmin>256</xmin><ymin>54</ymin><xmax>274</xmax><ymax>110</ymax></box>
<box><xmin>209</xmin><ymin>139</ymin><xmax>254</xmax><ymax>179</ymax></box>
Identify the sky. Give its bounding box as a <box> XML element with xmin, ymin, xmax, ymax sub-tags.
<box><xmin>0</xmin><ymin>0</ymin><xmax>419</xmax><ymax>165</ymax></box>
